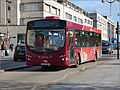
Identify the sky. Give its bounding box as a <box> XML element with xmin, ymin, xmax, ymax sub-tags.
<box><xmin>69</xmin><ymin>0</ymin><xmax>120</xmax><ymax>26</ymax></box>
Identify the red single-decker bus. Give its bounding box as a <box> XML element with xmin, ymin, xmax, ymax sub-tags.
<box><xmin>26</xmin><ymin>16</ymin><xmax>102</xmax><ymax>67</ymax></box>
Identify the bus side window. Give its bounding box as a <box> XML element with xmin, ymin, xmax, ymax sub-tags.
<box><xmin>84</xmin><ymin>31</ymin><xmax>89</xmax><ymax>47</ymax></box>
<box><xmin>90</xmin><ymin>32</ymin><xmax>97</xmax><ymax>47</ymax></box>
<box><xmin>75</xmin><ymin>29</ymin><xmax>80</xmax><ymax>47</ymax></box>
<box><xmin>95</xmin><ymin>33</ymin><xmax>101</xmax><ymax>46</ymax></box>
<box><xmin>80</xmin><ymin>30</ymin><xmax>85</xmax><ymax>47</ymax></box>
<box><xmin>83</xmin><ymin>31</ymin><xmax>88</xmax><ymax>47</ymax></box>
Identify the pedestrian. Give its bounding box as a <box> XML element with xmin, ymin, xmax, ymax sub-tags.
<box><xmin>1</xmin><ymin>41</ymin><xmax>5</xmax><ymax>57</ymax></box>
<box><xmin>4</xmin><ymin>43</ymin><xmax>9</xmax><ymax>56</ymax></box>
<box><xmin>10</xmin><ymin>44</ymin><xmax>14</xmax><ymax>51</ymax></box>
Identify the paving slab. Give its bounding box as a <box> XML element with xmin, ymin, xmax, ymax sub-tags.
<box><xmin>0</xmin><ymin>50</ymin><xmax>30</xmax><ymax>72</ymax></box>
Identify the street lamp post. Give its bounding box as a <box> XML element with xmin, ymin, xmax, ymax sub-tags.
<box><xmin>102</xmin><ymin>0</ymin><xmax>120</xmax><ymax>59</ymax></box>
<box><xmin>118</xmin><ymin>0</ymin><xmax>120</xmax><ymax>21</ymax></box>
<box><xmin>104</xmin><ymin>0</ymin><xmax>116</xmax><ymax>16</ymax></box>
<box><xmin>6</xmin><ymin>0</ymin><xmax>11</xmax><ymax>43</ymax></box>
<box><xmin>102</xmin><ymin>0</ymin><xmax>120</xmax><ymax>43</ymax></box>
<box><xmin>102</xmin><ymin>0</ymin><xmax>116</xmax><ymax>43</ymax></box>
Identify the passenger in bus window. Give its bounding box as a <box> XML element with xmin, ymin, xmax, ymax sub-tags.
<box><xmin>35</xmin><ymin>34</ymin><xmax>45</xmax><ymax>52</ymax></box>
<box><xmin>75</xmin><ymin>38</ymin><xmax>79</xmax><ymax>47</ymax></box>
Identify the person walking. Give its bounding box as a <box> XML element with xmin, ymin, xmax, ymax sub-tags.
<box><xmin>9</xmin><ymin>44</ymin><xmax>14</xmax><ymax>51</ymax></box>
<box><xmin>1</xmin><ymin>41</ymin><xmax>5</xmax><ymax>57</ymax></box>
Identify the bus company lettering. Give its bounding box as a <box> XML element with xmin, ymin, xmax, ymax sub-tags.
<box><xmin>38</xmin><ymin>56</ymin><xmax>52</xmax><ymax>59</ymax></box>
<box><xmin>90</xmin><ymin>28</ymin><xmax>94</xmax><ymax>31</ymax></box>
<box><xmin>82</xmin><ymin>52</ymin><xmax>87</xmax><ymax>62</ymax></box>
<box><xmin>83</xmin><ymin>53</ymin><xmax>87</xmax><ymax>62</ymax></box>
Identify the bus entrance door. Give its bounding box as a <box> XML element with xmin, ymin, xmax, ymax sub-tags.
<box><xmin>67</xmin><ymin>29</ymin><xmax>75</xmax><ymax>65</ymax></box>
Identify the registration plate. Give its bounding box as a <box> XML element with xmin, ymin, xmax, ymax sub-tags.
<box><xmin>18</xmin><ymin>53</ymin><xmax>24</xmax><ymax>55</ymax></box>
<box><xmin>41</xmin><ymin>63</ymin><xmax>50</xmax><ymax>66</ymax></box>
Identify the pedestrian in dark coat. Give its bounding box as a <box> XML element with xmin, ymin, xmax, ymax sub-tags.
<box><xmin>1</xmin><ymin>41</ymin><xmax>5</xmax><ymax>56</ymax></box>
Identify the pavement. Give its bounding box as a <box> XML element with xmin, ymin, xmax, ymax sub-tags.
<box><xmin>0</xmin><ymin>50</ymin><xmax>30</xmax><ymax>72</ymax></box>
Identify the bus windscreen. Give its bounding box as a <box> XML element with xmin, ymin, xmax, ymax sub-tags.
<box><xmin>27</xmin><ymin>29</ymin><xmax>65</xmax><ymax>53</ymax></box>
<box><xmin>27</xmin><ymin>20</ymin><xmax>66</xmax><ymax>53</ymax></box>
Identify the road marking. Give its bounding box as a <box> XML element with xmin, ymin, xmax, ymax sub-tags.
<box><xmin>30</xmin><ymin>59</ymin><xmax>114</xmax><ymax>89</ymax></box>
<box><xmin>31</xmin><ymin>70</ymin><xmax>80</xmax><ymax>90</ymax></box>
<box><xmin>31</xmin><ymin>85</ymin><xmax>38</xmax><ymax>90</ymax></box>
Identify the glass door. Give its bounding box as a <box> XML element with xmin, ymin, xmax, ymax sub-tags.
<box><xmin>67</xmin><ymin>28</ymin><xmax>75</xmax><ymax>65</ymax></box>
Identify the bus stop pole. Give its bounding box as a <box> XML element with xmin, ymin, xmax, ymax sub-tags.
<box><xmin>117</xmin><ymin>21</ymin><xmax>119</xmax><ymax>59</ymax></box>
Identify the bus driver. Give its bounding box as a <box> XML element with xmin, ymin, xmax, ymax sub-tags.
<box><xmin>35</xmin><ymin>34</ymin><xmax>45</xmax><ymax>52</ymax></box>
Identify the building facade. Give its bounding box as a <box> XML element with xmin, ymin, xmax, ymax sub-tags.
<box><xmin>0</xmin><ymin>0</ymin><xmax>116</xmax><ymax>46</ymax></box>
<box><xmin>89</xmin><ymin>13</ymin><xmax>116</xmax><ymax>41</ymax></box>
<box><xmin>104</xmin><ymin>16</ymin><xmax>116</xmax><ymax>40</ymax></box>
<box><xmin>0</xmin><ymin>0</ymin><xmax>93</xmax><ymax>26</ymax></box>
<box><xmin>20</xmin><ymin>0</ymin><xmax>93</xmax><ymax>26</ymax></box>
<box><xmin>0</xmin><ymin>0</ymin><xmax>93</xmax><ymax>46</ymax></box>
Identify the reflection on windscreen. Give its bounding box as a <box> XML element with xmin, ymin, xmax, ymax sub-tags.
<box><xmin>27</xmin><ymin>29</ymin><xmax>65</xmax><ymax>53</ymax></box>
<box><xmin>16</xmin><ymin>46</ymin><xmax>25</xmax><ymax>51</ymax></box>
<box><xmin>102</xmin><ymin>43</ymin><xmax>110</xmax><ymax>46</ymax></box>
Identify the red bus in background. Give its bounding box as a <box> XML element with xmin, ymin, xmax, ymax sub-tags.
<box><xmin>26</xmin><ymin>16</ymin><xmax>102</xmax><ymax>67</ymax></box>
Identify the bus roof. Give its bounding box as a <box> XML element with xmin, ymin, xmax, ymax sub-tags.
<box><xmin>27</xmin><ymin>16</ymin><xmax>101</xmax><ymax>34</ymax></box>
<box><xmin>45</xmin><ymin>16</ymin><xmax>60</xmax><ymax>20</ymax></box>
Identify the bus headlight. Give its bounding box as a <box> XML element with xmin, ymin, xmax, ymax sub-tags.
<box><xmin>62</xmin><ymin>58</ymin><xmax>65</xmax><ymax>61</ymax></box>
<box><xmin>26</xmin><ymin>55</ymin><xmax>32</xmax><ymax>62</ymax></box>
<box><xmin>28</xmin><ymin>58</ymin><xmax>30</xmax><ymax>61</ymax></box>
<box><xmin>59</xmin><ymin>55</ymin><xmax>66</xmax><ymax>62</ymax></box>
